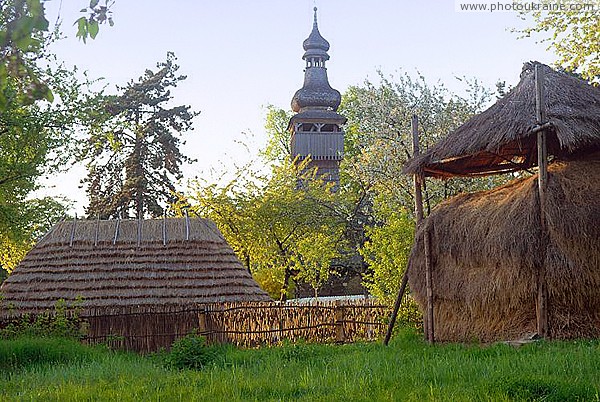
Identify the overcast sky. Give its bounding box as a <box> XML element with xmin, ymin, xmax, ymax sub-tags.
<box><xmin>41</xmin><ymin>0</ymin><xmax>554</xmax><ymax>214</ymax></box>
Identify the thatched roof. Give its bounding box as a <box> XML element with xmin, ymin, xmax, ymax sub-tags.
<box><xmin>0</xmin><ymin>218</ymin><xmax>271</xmax><ymax>314</ymax></box>
<box><xmin>404</xmin><ymin>62</ymin><xmax>600</xmax><ymax>178</ymax></box>
<box><xmin>407</xmin><ymin>156</ymin><xmax>600</xmax><ymax>341</ymax></box>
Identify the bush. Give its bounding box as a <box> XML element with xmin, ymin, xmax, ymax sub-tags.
<box><xmin>166</xmin><ymin>332</ymin><xmax>218</xmax><ymax>370</ymax></box>
<box><xmin>0</xmin><ymin>298</ymin><xmax>87</xmax><ymax>340</ymax></box>
<box><xmin>395</xmin><ymin>295</ymin><xmax>423</xmax><ymax>330</ymax></box>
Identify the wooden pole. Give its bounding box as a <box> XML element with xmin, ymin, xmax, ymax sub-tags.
<box><xmin>69</xmin><ymin>214</ymin><xmax>77</xmax><ymax>247</ymax></box>
<box><xmin>383</xmin><ymin>273</ymin><xmax>409</xmax><ymax>345</ymax></box>
<box><xmin>184</xmin><ymin>208</ymin><xmax>190</xmax><ymax>241</ymax></box>
<box><xmin>384</xmin><ymin>114</ymin><xmax>425</xmax><ymax>345</ymax></box>
<box><xmin>535</xmin><ymin>63</ymin><xmax>549</xmax><ymax>338</ymax></box>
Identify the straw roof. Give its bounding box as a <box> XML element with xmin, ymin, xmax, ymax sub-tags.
<box><xmin>404</xmin><ymin>62</ymin><xmax>600</xmax><ymax>178</ymax></box>
<box><xmin>407</xmin><ymin>156</ymin><xmax>600</xmax><ymax>341</ymax></box>
<box><xmin>0</xmin><ymin>218</ymin><xmax>271</xmax><ymax>314</ymax></box>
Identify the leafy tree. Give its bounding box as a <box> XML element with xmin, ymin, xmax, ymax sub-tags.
<box><xmin>340</xmin><ymin>71</ymin><xmax>500</xmax><ymax>214</ymax></box>
<box><xmin>187</xmin><ymin>72</ymin><xmax>505</xmax><ymax>302</ymax></box>
<box><xmin>0</xmin><ymin>0</ymin><xmax>112</xmax><ymax>276</ymax></box>
<box><xmin>517</xmin><ymin>4</ymin><xmax>599</xmax><ymax>83</ymax></box>
<box><xmin>1</xmin><ymin>197</ymin><xmax>68</xmax><ymax>275</ymax></box>
<box><xmin>260</xmin><ymin>105</ymin><xmax>293</xmax><ymax>163</ymax></box>
<box><xmin>84</xmin><ymin>52</ymin><xmax>198</xmax><ymax>219</ymax></box>
<box><xmin>360</xmin><ymin>209</ymin><xmax>414</xmax><ymax>304</ymax></box>
<box><xmin>0</xmin><ymin>0</ymin><xmax>53</xmax><ymax>109</ymax></box>
<box><xmin>186</xmin><ymin>160</ymin><xmax>346</xmax><ymax>300</ymax></box>
<box><xmin>339</xmin><ymin>71</ymin><xmax>510</xmax><ymax>302</ymax></box>
<box><xmin>0</xmin><ymin>0</ymin><xmax>116</xmax><ymax>108</ymax></box>
<box><xmin>1</xmin><ymin>57</ymin><xmax>98</xmax><ymax>275</ymax></box>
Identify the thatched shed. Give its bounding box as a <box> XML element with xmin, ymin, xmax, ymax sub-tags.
<box><xmin>0</xmin><ymin>218</ymin><xmax>271</xmax><ymax>314</ymax></box>
<box><xmin>408</xmin><ymin>157</ymin><xmax>600</xmax><ymax>341</ymax></box>
<box><xmin>399</xmin><ymin>62</ymin><xmax>600</xmax><ymax>342</ymax></box>
<box><xmin>404</xmin><ymin>62</ymin><xmax>600</xmax><ymax>178</ymax></box>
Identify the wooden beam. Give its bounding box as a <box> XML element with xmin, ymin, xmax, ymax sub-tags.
<box><xmin>383</xmin><ymin>271</ymin><xmax>409</xmax><ymax>345</ymax></box>
<box><xmin>384</xmin><ymin>114</ymin><xmax>425</xmax><ymax>346</ymax></box>
<box><xmin>535</xmin><ymin>63</ymin><xmax>549</xmax><ymax>338</ymax></box>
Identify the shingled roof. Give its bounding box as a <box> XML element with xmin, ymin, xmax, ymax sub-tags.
<box><xmin>0</xmin><ymin>218</ymin><xmax>271</xmax><ymax>314</ymax></box>
<box><xmin>404</xmin><ymin>62</ymin><xmax>600</xmax><ymax>178</ymax></box>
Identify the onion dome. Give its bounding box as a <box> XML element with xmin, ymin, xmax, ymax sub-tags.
<box><xmin>302</xmin><ymin>7</ymin><xmax>330</xmax><ymax>61</ymax></box>
<box><xmin>291</xmin><ymin>7</ymin><xmax>341</xmax><ymax>113</ymax></box>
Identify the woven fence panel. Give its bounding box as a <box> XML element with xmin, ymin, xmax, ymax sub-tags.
<box><xmin>1</xmin><ymin>299</ymin><xmax>391</xmax><ymax>352</ymax></box>
<box><xmin>81</xmin><ymin>305</ymin><xmax>199</xmax><ymax>353</ymax></box>
<box><xmin>201</xmin><ymin>299</ymin><xmax>390</xmax><ymax>347</ymax></box>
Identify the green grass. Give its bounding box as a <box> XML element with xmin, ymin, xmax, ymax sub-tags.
<box><xmin>1</xmin><ymin>330</ymin><xmax>599</xmax><ymax>401</ymax></box>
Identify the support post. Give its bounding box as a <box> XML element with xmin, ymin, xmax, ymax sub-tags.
<box><xmin>184</xmin><ymin>208</ymin><xmax>190</xmax><ymax>241</ymax></box>
<box><xmin>94</xmin><ymin>215</ymin><xmax>100</xmax><ymax>247</ymax></box>
<box><xmin>335</xmin><ymin>300</ymin><xmax>345</xmax><ymax>343</ymax></box>
<box><xmin>384</xmin><ymin>114</ymin><xmax>425</xmax><ymax>345</ymax></box>
<box><xmin>535</xmin><ymin>63</ymin><xmax>549</xmax><ymax>338</ymax></box>
<box><xmin>198</xmin><ymin>307</ymin><xmax>208</xmax><ymax>336</ymax></box>
<box><xmin>69</xmin><ymin>214</ymin><xmax>77</xmax><ymax>247</ymax></box>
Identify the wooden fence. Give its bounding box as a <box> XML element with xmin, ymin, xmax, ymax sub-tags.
<box><xmin>199</xmin><ymin>300</ymin><xmax>390</xmax><ymax>348</ymax></box>
<box><xmin>1</xmin><ymin>299</ymin><xmax>391</xmax><ymax>353</ymax></box>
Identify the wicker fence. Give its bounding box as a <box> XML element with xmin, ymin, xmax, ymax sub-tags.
<box><xmin>1</xmin><ymin>299</ymin><xmax>391</xmax><ymax>353</ymax></box>
<box><xmin>200</xmin><ymin>300</ymin><xmax>390</xmax><ymax>348</ymax></box>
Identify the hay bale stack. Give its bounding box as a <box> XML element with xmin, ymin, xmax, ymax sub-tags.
<box><xmin>408</xmin><ymin>157</ymin><xmax>600</xmax><ymax>341</ymax></box>
<box><xmin>0</xmin><ymin>218</ymin><xmax>271</xmax><ymax>314</ymax></box>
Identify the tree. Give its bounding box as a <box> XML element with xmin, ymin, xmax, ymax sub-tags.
<box><xmin>517</xmin><ymin>3</ymin><xmax>599</xmax><ymax>83</ymax></box>
<box><xmin>0</xmin><ymin>0</ymin><xmax>116</xmax><ymax>108</ymax></box>
<box><xmin>0</xmin><ymin>51</ymin><xmax>99</xmax><ymax>276</ymax></box>
<box><xmin>186</xmin><ymin>159</ymin><xmax>346</xmax><ymax>300</ymax></box>
<box><xmin>260</xmin><ymin>105</ymin><xmax>293</xmax><ymax>163</ymax></box>
<box><xmin>84</xmin><ymin>52</ymin><xmax>198</xmax><ymax>219</ymax></box>
<box><xmin>359</xmin><ymin>209</ymin><xmax>414</xmax><ymax>304</ymax></box>
<box><xmin>0</xmin><ymin>0</ymin><xmax>53</xmax><ymax>109</ymax></box>
<box><xmin>339</xmin><ymin>71</ymin><xmax>510</xmax><ymax>302</ymax></box>
<box><xmin>0</xmin><ymin>0</ymin><xmax>113</xmax><ymax>277</ymax></box>
<box><xmin>0</xmin><ymin>196</ymin><xmax>68</xmax><ymax>275</ymax></box>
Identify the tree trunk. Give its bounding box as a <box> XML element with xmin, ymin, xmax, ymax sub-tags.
<box><xmin>282</xmin><ymin>269</ymin><xmax>291</xmax><ymax>302</ymax></box>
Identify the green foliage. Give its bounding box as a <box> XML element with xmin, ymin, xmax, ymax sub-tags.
<box><xmin>0</xmin><ymin>0</ymin><xmax>52</xmax><ymax>108</ymax></box>
<box><xmin>339</xmin><ymin>71</ymin><xmax>504</xmax><ymax>216</ymax></box>
<box><xmin>516</xmin><ymin>3</ymin><xmax>599</xmax><ymax>83</ymax></box>
<box><xmin>339</xmin><ymin>72</ymin><xmax>508</xmax><ymax>296</ymax></box>
<box><xmin>360</xmin><ymin>211</ymin><xmax>415</xmax><ymax>304</ymax></box>
<box><xmin>260</xmin><ymin>105</ymin><xmax>293</xmax><ymax>163</ymax></box>
<box><xmin>395</xmin><ymin>296</ymin><xmax>423</xmax><ymax>330</ymax></box>
<box><xmin>84</xmin><ymin>52</ymin><xmax>198</xmax><ymax>219</ymax></box>
<box><xmin>165</xmin><ymin>332</ymin><xmax>219</xmax><ymax>370</ymax></box>
<box><xmin>75</xmin><ymin>0</ymin><xmax>115</xmax><ymax>43</ymax></box>
<box><xmin>251</xmin><ymin>264</ymin><xmax>288</xmax><ymax>299</ymax></box>
<box><xmin>0</xmin><ymin>60</ymin><xmax>92</xmax><ymax>273</ymax></box>
<box><xmin>0</xmin><ymin>298</ymin><xmax>87</xmax><ymax>340</ymax></box>
<box><xmin>0</xmin><ymin>0</ymin><xmax>104</xmax><ymax>274</ymax></box>
<box><xmin>187</xmin><ymin>159</ymin><xmax>346</xmax><ymax>299</ymax></box>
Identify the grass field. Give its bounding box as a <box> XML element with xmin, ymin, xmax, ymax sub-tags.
<box><xmin>1</xmin><ymin>329</ymin><xmax>599</xmax><ymax>401</ymax></box>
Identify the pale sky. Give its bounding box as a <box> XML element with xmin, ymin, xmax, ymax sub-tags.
<box><xmin>41</xmin><ymin>0</ymin><xmax>554</xmax><ymax>214</ymax></box>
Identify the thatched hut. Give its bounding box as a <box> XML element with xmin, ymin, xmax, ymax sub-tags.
<box><xmin>404</xmin><ymin>62</ymin><xmax>600</xmax><ymax>178</ymax></box>
<box><xmin>409</xmin><ymin>156</ymin><xmax>600</xmax><ymax>341</ymax></box>
<box><xmin>403</xmin><ymin>62</ymin><xmax>600</xmax><ymax>342</ymax></box>
<box><xmin>0</xmin><ymin>218</ymin><xmax>271</xmax><ymax>314</ymax></box>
